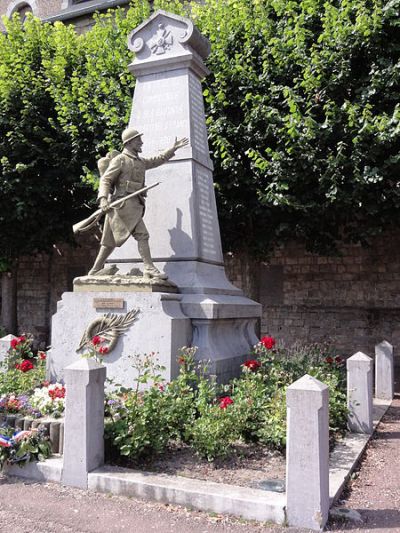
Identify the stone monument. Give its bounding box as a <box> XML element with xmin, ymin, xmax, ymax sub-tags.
<box><xmin>48</xmin><ymin>10</ymin><xmax>261</xmax><ymax>386</ymax></box>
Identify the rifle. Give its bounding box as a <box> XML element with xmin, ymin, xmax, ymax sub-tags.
<box><xmin>73</xmin><ymin>182</ymin><xmax>160</xmax><ymax>235</ymax></box>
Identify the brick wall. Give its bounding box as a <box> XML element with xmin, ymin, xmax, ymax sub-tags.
<box><xmin>225</xmin><ymin>235</ymin><xmax>399</xmax><ymax>358</ymax></box>
<box><xmin>15</xmin><ymin>234</ymin><xmax>98</xmax><ymax>347</ymax></box>
<box><xmin>10</xmin><ymin>232</ymin><xmax>399</xmax><ymax>357</ymax></box>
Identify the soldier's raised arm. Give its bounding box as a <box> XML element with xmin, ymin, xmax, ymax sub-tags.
<box><xmin>144</xmin><ymin>137</ymin><xmax>189</xmax><ymax>170</ymax></box>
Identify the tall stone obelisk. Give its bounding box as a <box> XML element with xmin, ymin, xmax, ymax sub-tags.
<box><xmin>109</xmin><ymin>10</ymin><xmax>261</xmax><ymax>378</ymax></box>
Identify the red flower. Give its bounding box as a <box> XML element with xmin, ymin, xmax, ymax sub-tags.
<box><xmin>243</xmin><ymin>359</ymin><xmax>261</xmax><ymax>371</ymax></box>
<box><xmin>48</xmin><ymin>386</ymin><xmax>66</xmax><ymax>400</ymax></box>
<box><xmin>260</xmin><ymin>336</ymin><xmax>276</xmax><ymax>350</ymax></box>
<box><xmin>91</xmin><ymin>335</ymin><xmax>102</xmax><ymax>346</ymax></box>
<box><xmin>38</xmin><ymin>351</ymin><xmax>46</xmax><ymax>360</ymax></box>
<box><xmin>10</xmin><ymin>338</ymin><xmax>19</xmax><ymax>349</ymax></box>
<box><xmin>325</xmin><ymin>356</ymin><xmax>334</xmax><ymax>364</ymax></box>
<box><xmin>335</xmin><ymin>356</ymin><xmax>343</xmax><ymax>365</ymax></box>
<box><xmin>98</xmin><ymin>346</ymin><xmax>109</xmax><ymax>355</ymax></box>
<box><xmin>18</xmin><ymin>359</ymin><xmax>34</xmax><ymax>372</ymax></box>
<box><xmin>219</xmin><ymin>396</ymin><xmax>234</xmax><ymax>409</ymax></box>
<box><xmin>18</xmin><ymin>336</ymin><xmax>26</xmax><ymax>343</ymax></box>
<box><xmin>158</xmin><ymin>384</ymin><xmax>165</xmax><ymax>392</ymax></box>
<box><xmin>177</xmin><ymin>356</ymin><xmax>185</xmax><ymax>365</ymax></box>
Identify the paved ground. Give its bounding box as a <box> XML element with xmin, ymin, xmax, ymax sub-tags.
<box><xmin>0</xmin><ymin>383</ymin><xmax>399</xmax><ymax>532</ymax></box>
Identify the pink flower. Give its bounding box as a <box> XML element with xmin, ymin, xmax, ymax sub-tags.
<box><xmin>219</xmin><ymin>396</ymin><xmax>234</xmax><ymax>409</ymax></box>
<box><xmin>98</xmin><ymin>346</ymin><xmax>109</xmax><ymax>355</ymax></box>
<box><xmin>260</xmin><ymin>336</ymin><xmax>276</xmax><ymax>349</ymax></box>
<box><xmin>38</xmin><ymin>351</ymin><xmax>46</xmax><ymax>360</ymax></box>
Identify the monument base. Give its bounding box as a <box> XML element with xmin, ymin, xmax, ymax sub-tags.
<box><xmin>49</xmin><ymin>280</ymin><xmax>261</xmax><ymax>386</ymax></box>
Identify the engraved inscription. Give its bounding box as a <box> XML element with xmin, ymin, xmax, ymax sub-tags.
<box><xmin>93</xmin><ymin>298</ymin><xmax>125</xmax><ymax>309</ymax></box>
<box><xmin>196</xmin><ymin>167</ymin><xmax>218</xmax><ymax>258</ymax></box>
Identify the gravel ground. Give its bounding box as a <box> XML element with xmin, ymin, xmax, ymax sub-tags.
<box><xmin>327</xmin><ymin>387</ymin><xmax>400</xmax><ymax>533</ymax></box>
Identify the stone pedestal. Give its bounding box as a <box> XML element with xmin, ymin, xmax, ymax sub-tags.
<box><xmin>347</xmin><ymin>352</ymin><xmax>373</xmax><ymax>434</ymax></box>
<box><xmin>0</xmin><ymin>334</ymin><xmax>17</xmax><ymax>364</ymax></box>
<box><xmin>375</xmin><ymin>340</ymin><xmax>394</xmax><ymax>401</ymax></box>
<box><xmin>49</xmin><ymin>283</ymin><xmax>191</xmax><ymax>387</ymax></box>
<box><xmin>49</xmin><ymin>10</ymin><xmax>260</xmax><ymax>385</ymax></box>
<box><xmin>62</xmin><ymin>358</ymin><xmax>106</xmax><ymax>489</ymax></box>
<box><xmin>286</xmin><ymin>374</ymin><xmax>329</xmax><ymax>531</ymax></box>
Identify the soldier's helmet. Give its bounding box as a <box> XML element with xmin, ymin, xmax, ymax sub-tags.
<box><xmin>122</xmin><ymin>127</ymin><xmax>143</xmax><ymax>145</ymax></box>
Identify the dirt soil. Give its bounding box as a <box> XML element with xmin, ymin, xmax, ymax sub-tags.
<box><xmin>117</xmin><ymin>441</ymin><xmax>286</xmax><ymax>488</ymax></box>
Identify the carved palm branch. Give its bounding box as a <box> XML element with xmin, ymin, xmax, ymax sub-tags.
<box><xmin>77</xmin><ymin>308</ymin><xmax>139</xmax><ymax>353</ymax></box>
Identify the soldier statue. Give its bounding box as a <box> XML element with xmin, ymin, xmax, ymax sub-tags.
<box><xmin>88</xmin><ymin>127</ymin><xmax>188</xmax><ymax>278</ymax></box>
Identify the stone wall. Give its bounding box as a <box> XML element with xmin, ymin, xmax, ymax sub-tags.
<box><xmin>15</xmin><ymin>234</ymin><xmax>98</xmax><ymax>347</ymax></box>
<box><xmin>3</xmin><ymin>231</ymin><xmax>398</xmax><ymax>358</ymax></box>
<box><xmin>225</xmin><ymin>235</ymin><xmax>400</xmax><ymax>358</ymax></box>
<box><xmin>0</xmin><ymin>0</ymin><xmax>64</xmax><ymax>29</ymax></box>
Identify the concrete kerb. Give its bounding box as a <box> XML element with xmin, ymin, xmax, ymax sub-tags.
<box><xmin>4</xmin><ymin>398</ymin><xmax>391</xmax><ymax>526</ymax></box>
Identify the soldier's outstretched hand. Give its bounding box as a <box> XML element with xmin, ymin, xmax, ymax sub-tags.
<box><xmin>173</xmin><ymin>137</ymin><xmax>189</xmax><ymax>151</ymax></box>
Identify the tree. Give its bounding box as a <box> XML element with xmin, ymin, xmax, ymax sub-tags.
<box><xmin>1</xmin><ymin>0</ymin><xmax>399</xmax><ymax>274</ymax></box>
<box><xmin>190</xmin><ymin>0</ymin><xmax>400</xmax><ymax>255</ymax></box>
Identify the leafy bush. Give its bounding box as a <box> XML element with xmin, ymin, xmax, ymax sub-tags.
<box><xmin>1</xmin><ymin>0</ymin><xmax>398</xmax><ymax>268</ymax></box>
<box><xmin>0</xmin><ymin>336</ymin><xmax>46</xmax><ymax>397</ymax></box>
<box><xmin>106</xmin><ymin>340</ymin><xmax>348</xmax><ymax>462</ymax></box>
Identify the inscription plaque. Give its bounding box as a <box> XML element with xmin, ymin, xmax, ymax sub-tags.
<box><xmin>93</xmin><ymin>298</ymin><xmax>125</xmax><ymax>309</ymax></box>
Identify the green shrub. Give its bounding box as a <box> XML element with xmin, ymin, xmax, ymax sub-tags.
<box><xmin>0</xmin><ymin>335</ymin><xmax>46</xmax><ymax>396</ymax></box>
<box><xmin>187</xmin><ymin>402</ymin><xmax>239</xmax><ymax>462</ymax></box>
<box><xmin>106</xmin><ymin>341</ymin><xmax>348</xmax><ymax>462</ymax></box>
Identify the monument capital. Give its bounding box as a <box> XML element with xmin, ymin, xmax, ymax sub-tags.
<box><xmin>128</xmin><ymin>9</ymin><xmax>210</xmax><ymax>77</ymax></box>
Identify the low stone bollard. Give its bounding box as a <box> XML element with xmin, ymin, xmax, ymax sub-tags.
<box><xmin>347</xmin><ymin>352</ymin><xmax>373</xmax><ymax>434</ymax></box>
<box><xmin>375</xmin><ymin>340</ymin><xmax>394</xmax><ymax>401</ymax></box>
<box><xmin>286</xmin><ymin>374</ymin><xmax>330</xmax><ymax>531</ymax></box>
<box><xmin>62</xmin><ymin>358</ymin><xmax>106</xmax><ymax>489</ymax></box>
<box><xmin>0</xmin><ymin>334</ymin><xmax>17</xmax><ymax>365</ymax></box>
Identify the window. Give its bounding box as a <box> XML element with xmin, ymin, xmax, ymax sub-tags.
<box><xmin>11</xmin><ymin>2</ymin><xmax>33</xmax><ymax>21</ymax></box>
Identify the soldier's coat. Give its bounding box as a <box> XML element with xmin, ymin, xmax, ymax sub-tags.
<box><xmin>98</xmin><ymin>147</ymin><xmax>174</xmax><ymax>247</ymax></box>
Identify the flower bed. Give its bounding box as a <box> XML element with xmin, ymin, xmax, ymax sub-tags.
<box><xmin>104</xmin><ymin>338</ymin><xmax>348</xmax><ymax>467</ymax></box>
<box><xmin>0</xmin><ymin>335</ymin><xmax>63</xmax><ymax>469</ymax></box>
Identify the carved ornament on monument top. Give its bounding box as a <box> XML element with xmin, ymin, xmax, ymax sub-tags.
<box><xmin>128</xmin><ymin>9</ymin><xmax>210</xmax><ymax>76</ymax></box>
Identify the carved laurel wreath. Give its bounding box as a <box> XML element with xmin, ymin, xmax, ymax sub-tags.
<box><xmin>77</xmin><ymin>308</ymin><xmax>139</xmax><ymax>355</ymax></box>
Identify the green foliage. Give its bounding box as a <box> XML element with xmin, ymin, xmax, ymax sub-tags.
<box><xmin>188</xmin><ymin>0</ymin><xmax>400</xmax><ymax>254</ymax></box>
<box><xmin>0</xmin><ymin>336</ymin><xmax>46</xmax><ymax>396</ymax></box>
<box><xmin>106</xmin><ymin>342</ymin><xmax>348</xmax><ymax>462</ymax></box>
<box><xmin>2</xmin><ymin>0</ymin><xmax>396</xmax><ymax>261</ymax></box>
<box><xmin>0</xmin><ymin>5</ymin><xmax>148</xmax><ymax>265</ymax></box>
<box><xmin>105</xmin><ymin>353</ymin><xmax>175</xmax><ymax>459</ymax></box>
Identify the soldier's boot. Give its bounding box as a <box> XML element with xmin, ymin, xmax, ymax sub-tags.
<box><xmin>138</xmin><ymin>240</ymin><xmax>168</xmax><ymax>280</ymax></box>
<box><xmin>88</xmin><ymin>245</ymin><xmax>117</xmax><ymax>276</ymax></box>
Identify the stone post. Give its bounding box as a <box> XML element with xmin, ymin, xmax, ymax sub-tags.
<box><xmin>347</xmin><ymin>352</ymin><xmax>373</xmax><ymax>434</ymax></box>
<box><xmin>375</xmin><ymin>340</ymin><xmax>394</xmax><ymax>401</ymax></box>
<box><xmin>62</xmin><ymin>358</ymin><xmax>106</xmax><ymax>489</ymax></box>
<box><xmin>286</xmin><ymin>374</ymin><xmax>330</xmax><ymax>531</ymax></box>
<box><xmin>0</xmin><ymin>334</ymin><xmax>17</xmax><ymax>365</ymax></box>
